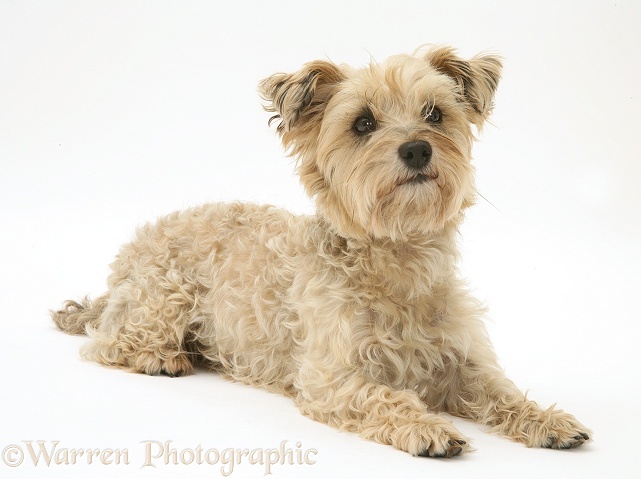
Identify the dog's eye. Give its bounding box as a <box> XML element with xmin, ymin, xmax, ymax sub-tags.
<box><xmin>353</xmin><ymin>115</ymin><xmax>377</xmax><ymax>135</ymax></box>
<box><xmin>423</xmin><ymin>105</ymin><xmax>442</xmax><ymax>124</ymax></box>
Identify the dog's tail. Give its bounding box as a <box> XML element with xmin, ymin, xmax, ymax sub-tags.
<box><xmin>51</xmin><ymin>295</ymin><xmax>107</xmax><ymax>335</ymax></box>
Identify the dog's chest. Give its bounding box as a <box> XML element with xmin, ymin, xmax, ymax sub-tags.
<box><xmin>354</xmin><ymin>304</ymin><xmax>459</xmax><ymax>390</ymax></box>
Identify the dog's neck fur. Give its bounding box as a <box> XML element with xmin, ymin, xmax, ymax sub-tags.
<box><xmin>311</xmin><ymin>217</ymin><xmax>461</xmax><ymax>304</ymax></box>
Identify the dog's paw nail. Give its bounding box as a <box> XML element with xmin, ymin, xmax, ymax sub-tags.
<box><xmin>544</xmin><ymin>436</ymin><xmax>557</xmax><ymax>448</ymax></box>
<box><xmin>451</xmin><ymin>446</ymin><xmax>463</xmax><ymax>457</ymax></box>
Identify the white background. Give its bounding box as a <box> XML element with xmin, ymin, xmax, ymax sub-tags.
<box><xmin>1</xmin><ymin>1</ymin><xmax>640</xmax><ymax>478</ymax></box>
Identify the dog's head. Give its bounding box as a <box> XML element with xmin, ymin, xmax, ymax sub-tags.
<box><xmin>260</xmin><ymin>46</ymin><xmax>501</xmax><ymax>240</ymax></box>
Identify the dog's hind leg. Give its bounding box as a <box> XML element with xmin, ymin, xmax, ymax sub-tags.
<box><xmin>79</xmin><ymin>265</ymin><xmax>198</xmax><ymax>377</ymax></box>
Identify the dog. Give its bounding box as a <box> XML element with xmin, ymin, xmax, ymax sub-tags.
<box><xmin>52</xmin><ymin>45</ymin><xmax>590</xmax><ymax>458</ymax></box>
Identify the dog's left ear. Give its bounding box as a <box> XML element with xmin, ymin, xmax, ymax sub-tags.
<box><xmin>424</xmin><ymin>46</ymin><xmax>502</xmax><ymax>128</ymax></box>
<box><xmin>259</xmin><ymin>61</ymin><xmax>345</xmax><ymax>137</ymax></box>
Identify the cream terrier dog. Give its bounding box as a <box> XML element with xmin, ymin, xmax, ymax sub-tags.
<box><xmin>53</xmin><ymin>46</ymin><xmax>590</xmax><ymax>458</ymax></box>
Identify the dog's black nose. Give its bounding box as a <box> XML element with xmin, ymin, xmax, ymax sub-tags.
<box><xmin>398</xmin><ymin>141</ymin><xmax>432</xmax><ymax>169</ymax></box>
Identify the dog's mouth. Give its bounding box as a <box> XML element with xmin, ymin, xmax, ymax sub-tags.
<box><xmin>398</xmin><ymin>172</ymin><xmax>439</xmax><ymax>187</ymax></box>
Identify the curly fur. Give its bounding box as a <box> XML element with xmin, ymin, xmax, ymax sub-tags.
<box><xmin>52</xmin><ymin>45</ymin><xmax>590</xmax><ymax>457</ymax></box>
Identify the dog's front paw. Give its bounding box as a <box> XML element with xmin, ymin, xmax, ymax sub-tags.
<box><xmin>390</xmin><ymin>418</ymin><xmax>471</xmax><ymax>458</ymax></box>
<box><xmin>416</xmin><ymin>439</ymin><xmax>468</xmax><ymax>458</ymax></box>
<box><xmin>543</xmin><ymin>431</ymin><xmax>590</xmax><ymax>450</ymax></box>
<box><xmin>527</xmin><ymin>410</ymin><xmax>591</xmax><ymax>450</ymax></box>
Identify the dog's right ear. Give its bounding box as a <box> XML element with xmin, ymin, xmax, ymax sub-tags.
<box><xmin>259</xmin><ymin>61</ymin><xmax>345</xmax><ymax>136</ymax></box>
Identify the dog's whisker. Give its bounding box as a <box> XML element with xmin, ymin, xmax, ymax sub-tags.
<box><xmin>476</xmin><ymin>191</ymin><xmax>500</xmax><ymax>211</ymax></box>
